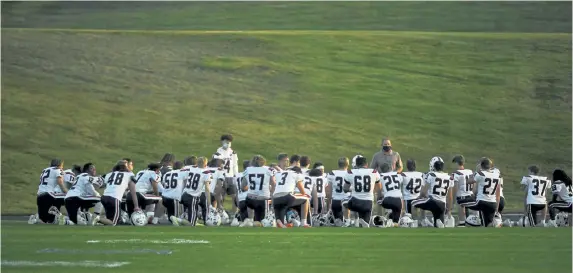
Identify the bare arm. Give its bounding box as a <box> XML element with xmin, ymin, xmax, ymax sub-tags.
<box><xmin>395</xmin><ymin>154</ymin><xmax>403</xmax><ymax>173</ymax></box>
<box><xmin>205</xmin><ymin>180</ymin><xmax>212</xmax><ymax>212</ymax></box>
<box><xmin>312</xmin><ymin>184</ymin><xmax>318</xmax><ymax>214</ymax></box>
<box><xmin>495</xmin><ymin>184</ymin><xmax>501</xmax><ymax>213</ymax></box>
<box><xmin>270</xmin><ymin>176</ymin><xmax>276</xmax><ymax>195</ymax></box>
<box><xmin>128</xmin><ymin>181</ymin><xmax>139</xmax><ymax>210</ymax></box>
<box><xmin>151</xmin><ymin>178</ymin><xmax>159</xmax><ymax>196</ymax></box>
<box><xmin>57</xmin><ymin>176</ymin><xmax>68</xmax><ymax>193</ymax></box>
<box><xmin>325</xmin><ymin>183</ymin><xmax>332</xmax><ymax>212</ymax></box>
<box><xmin>296</xmin><ymin>181</ymin><xmax>306</xmax><ymax>196</ymax></box>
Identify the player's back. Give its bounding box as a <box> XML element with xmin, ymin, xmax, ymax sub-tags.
<box><xmin>401</xmin><ymin>171</ymin><xmax>424</xmax><ymax>200</ymax></box>
<box><xmin>38</xmin><ymin>167</ymin><xmax>64</xmax><ymax>194</ymax></box>
<box><xmin>274</xmin><ymin>167</ymin><xmax>304</xmax><ymax>195</ymax></box>
<box><xmin>426</xmin><ymin>171</ymin><xmax>453</xmax><ymax>203</ymax></box>
<box><xmin>162</xmin><ymin>169</ymin><xmax>186</xmax><ymax>200</ymax></box>
<box><xmin>67</xmin><ymin>173</ymin><xmax>99</xmax><ymax>198</ymax></box>
<box><xmin>327</xmin><ymin>170</ymin><xmax>350</xmax><ymax>200</ymax></box>
<box><xmin>184</xmin><ymin>167</ymin><xmax>210</xmax><ymax>196</ymax></box>
<box><xmin>345</xmin><ymin>168</ymin><xmax>380</xmax><ymax>200</ymax></box>
<box><xmin>380</xmin><ymin>171</ymin><xmax>402</xmax><ymax>198</ymax></box>
<box><xmin>552</xmin><ymin>182</ymin><xmax>572</xmax><ymax>203</ymax></box>
<box><xmin>452</xmin><ymin>169</ymin><xmax>474</xmax><ymax>197</ymax></box>
<box><xmin>474</xmin><ymin>170</ymin><xmax>501</xmax><ymax>202</ymax></box>
<box><xmin>103</xmin><ymin>171</ymin><xmax>135</xmax><ymax>200</ymax></box>
<box><xmin>244</xmin><ymin>166</ymin><xmax>273</xmax><ymax>198</ymax></box>
<box><xmin>311</xmin><ymin>174</ymin><xmax>328</xmax><ymax>197</ymax></box>
<box><xmin>135</xmin><ymin>170</ymin><xmax>159</xmax><ymax>193</ymax></box>
<box><xmin>522</xmin><ymin>175</ymin><xmax>551</xmax><ymax>204</ymax></box>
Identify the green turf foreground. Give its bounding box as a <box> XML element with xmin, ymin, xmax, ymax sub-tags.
<box><xmin>0</xmin><ymin>221</ymin><xmax>571</xmax><ymax>273</ymax></box>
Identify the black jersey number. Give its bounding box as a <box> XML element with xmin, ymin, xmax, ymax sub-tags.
<box><xmin>107</xmin><ymin>172</ymin><xmax>124</xmax><ymax>186</ymax></box>
<box><xmin>354</xmin><ymin>176</ymin><xmax>372</xmax><ymax>192</ymax></box>
<box><xmin>334</xmin><ymin>177</ymin><xmax>343</xmax><ymax>193</ymax></box>
<box><xmin>383</xmin><ymin>174</ymin><xmax>400</xmax><ymax>192</ymax></box>
<box><xmin>185</xmin><ymin>173</ymin><xmax>201</xmax><ymax>190</ymax></box>
<box><xmin>278</xmin><ymin>172</ymin><xmax>288</xmax><ymax>186</ymax></box>
<box><xmin>163</xmin><ymin>173</ymin><xmax>178</xmax><ymax>189</ymax></box>
<box><xmin>316</xmin><ymin>178</ymin><xmax>324</xmax><ymax>193</ymax></box>
<box><xmin>39</xmin><ymin>169</ymin><xmax>51</xmax><ymax>185</ymax></box>
<box><xmin>249</xmin><ymin>174</ymin><xmax>265</xmax><ymax>191</ymax></box>
<box><xmin>405</xmin><ymin>178</ymin><xmax>422</xmax><ymax>194</ymax></box>
<box><xmin>431</xmin><ymin>177</ymin><xmax>451</xmax><ymax>197</ymax></box>
<box><xmin>482</xmin><ymin>178</ymin><xmax>499</xmax><ymax>195</ymax></box>
<box><xmin>531</xmin><ymin>179</ymin><xmax>548</xmax><ymax>196</ymax></box>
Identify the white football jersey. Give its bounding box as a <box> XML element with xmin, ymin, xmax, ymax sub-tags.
<box><xmin>452</xmin><ymin>169</ymin><xmax>474</xmax><ymax>197</ymax></box>
<box><xmin>312</xmin><ymin>174</ymin><xmax>328</xmax><ymax>198</ymax></box>
<box><xmin>474</xmin><ymin>170</ymin><xmax>501</xmax><ymax>202</ymax></box>
<box><xmin>521</xmin><ymin>175</ymin><xmax>551</xmax><ymax>204</ymax></box>
<box><xmin>425</xmin><ymin>172</ymin><xmax>454</xmax><ymax>203</ymax></box>
<box><xmin>207</xmin><ymin>167</ymin><xmax>226</xmax><ymax>189</ymax></box>
<box><xmin>380</xmin><ymin>172</ymin><xmax>403</xmax><ymax>198</ymax></box>
<box><xmin>327</xmin><ymin>170</ymin><xmax>350</xmax><ymax>200</ymax></box>
<box><xmin>38</xmin><ymin>167</ymin><xmax>65</xmax><ymax>195</ymax></box>
<box><xmin>274</xmin><ymin>167</ymin><xmax>305</xmax><ymax>195</ymax></box>
<box><xmin>491</xmin><ymin>168</ymin><xmax>505</xmax><ymax>197</ymax></box>
<box><xmin>235</xmin><ymin>171</ymin><xmax>248</xmax><ymax>202</ymax></box>
<box><xmin>344</xmin><ymin>168</ymin><xmax>381</xmax><ymax>201</ymax></box>
<box><xmin>400</xmin><ymin>171</ymin><xmax>424</xmax><ymax>200</ymax></box>
<box><xmin>161</xmin><ymin>169</ymin><xmax>187</xmax><ymax>201</ymax></box>
<box><xmin>103</xmin><ymin>171</ymin><xmax>136</xmax><ymax>200</ymax></box>
<box><xmin>551</xmin><ymin>182</ymin><xmax>572</xmax><ymax>203</ymax></box>
<box><xmin>54</xmin><ymin>169</ymin><xmax>76</xmax><ymax>194</ymax></box>
<box><xmin>214</xmin><ymin>147</ymin><xmax>239</xmax><ymax>177</ymax></box>
<box><xmin>134</xmin><ymin>170</ymin><xmax>160</xmax><ymax>194</ymax></box>
<box><xmin>244</xmin><ymin>166</ymin><xmax>274</xmax><ymax>198</ymax></box>
<box><xmin>66</xmin><ymin>173</ymin><xmax>101</xmax><ymax>199</ymax></box>
<box><xmin>182</xmin><ymin>167</ymin><xmax>213</xmax><ymax>196</ymax></box>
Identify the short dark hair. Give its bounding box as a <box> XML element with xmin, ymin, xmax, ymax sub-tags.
<box><xmin>184</xmin><ymin>156</ymin><xmax>197</xmax><ymax>166</ymax></box>
<box><xmin>160</xmin><ymin>153</ymin><xmax>175</xmax><ymax>166</ymax></box>
<box><xmin>277</xmin><ymin>153</ymin><xmax>289</xmax><ymax>161</ymax></box>
<box><xmin>116</xmin><ymin>160</ymin><xmax>129</xmax><ymax>172</ymax></box>
<box><xmin>480</xmin><ymin>158</ymin><xmax>492</xmax><ymax>170</ymax></box>
<box><xmin>355</xmin><ymin>156</ymin><xmax>367</xmax><ymax>167</ymax></box>
<box><xmin>209</xmin><ymin>158</ymin><xmax>223</xmax><ymax>168</ymax></box>
<box><xmin>406</xmin><ymin>159</ymin><xmax>416</xmax><ymax>172</ymax></box>
<box><xmin>220</xmin><ymin>134</ymin><xmax>233</xmax><ymax>142</ymax></box>
<box><xmin>290</xmin><ymin>154</ymin><xmax>301</xmax><ymax>164</ymax></box>
<box><xmin>173</xmin><ymin>161</ymin><xmax>184</xmax><ymax>170</ymax></box>
<box><xmin>312</xmin><ymin>162</ymin><xmax>324</xmax><ymax>169</ymax></box>
<box><xmin>242</xmin><ymin>160</ymin><xmax>251</xmax><ymax>170</ymax></box>
<box><xmin>300</xmin><ymin>156</ymin><xmax>311</xmax><ymax>168</ymax></box>
<box><xmin>452</xmin><ymin>155</ymin><xmax>465</xmax><ymax>166</ymax></box>
<box><xmin>81</xmin><ymin>163</ymin><xmax>93</xmax><ymax>173</ymax></box>
<box><xmin>72</xmin><ymin>164</ymin><xmax>82</xmax><ymax>174</ymax></box>
<box><xmin>380</xmin><ymin>163</ymin><xmax>391</xmax><ymax>173</ymax></box>
<box><xmin>122</xmin><ymin>158</ymin><xmax>132</xmax><ymax>163</ymax></box>
<box><xmin>528</xmin><ymin>165</ymin><xmax>540</xmax><ymax>175</ymax></box>
<box><xmin>50</xmin><ymin>158</ymin><xmax>63</xmax><ymax>167</ymax></box>
<box><xmin>148</xmin><ymin>163</ymin><xmax>161</xmax><ymax>171</ymax></box>
<box><xmin>309</xmin><ymin>168</ymin><xmax>323</xmax><ymax>177</ymax></box>
<box><xmin>433</xmin><ymin>161</ymin><xmax>445</xmax><ymax>172</ymax></box>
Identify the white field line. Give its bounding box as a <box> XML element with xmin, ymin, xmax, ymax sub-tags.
<box><xmin>1</xmin><ymin>260</ymin><xmax>130</xmax><ymax>268</ymax></box>
<box><xmin>1</xmin><ymin>27</ymin><xmax>569</xmax><ymax>38</ymax></box>
<box><xmin>86</xmin><ymin>239</ymin><xmax>209</xmax><ymax>244</ymax></box>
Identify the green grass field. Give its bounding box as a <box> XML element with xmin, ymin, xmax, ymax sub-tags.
<box><xmin>1</xmin><ymin>221</ymin><xmax>571</xmax><ymax>273</ymax></box>
<box><xmin>1</xmin><ymin>2</ymin><xmax>571</xmax><ymax>215</ymax></box>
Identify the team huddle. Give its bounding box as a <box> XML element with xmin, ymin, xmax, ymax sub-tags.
<box><xmin>30</xmin><ymin>135</ymin><xmax>572</xmax><ymax>228</ymax></box>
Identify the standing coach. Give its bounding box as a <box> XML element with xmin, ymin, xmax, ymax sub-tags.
<box><xmin>370</xmin><ymin>137</ymin><xmax>403</xmax><ymax>216</ymax></box>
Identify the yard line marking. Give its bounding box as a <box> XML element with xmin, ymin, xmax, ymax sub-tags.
<box><xmin>2</xmin><ymin>27</ymin><xmax>570</xmax><ymax>38</ymax></box>
<box><xmin>86</xmin><ymin>239</ymin><xmax>209</xmax><ymax>244</ymax></box>
<box><xmin>37</xmin><ymin>248</ymin><xmax>173</xmax><ymax>255</ymax></box>
<box><xmin>1</xmin><ymin>260</ymin><xmax>130</xmax><ymax>268</ymax></box>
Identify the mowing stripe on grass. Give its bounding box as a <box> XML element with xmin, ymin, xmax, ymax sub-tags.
<box><xmin>37</xmin><ymin>248</ymin><xmax>173</xmax><ymax>255</ymax></box>
<box><xmin>1</xmin><ymin>260</ymin><xmax>130</xmax><ymax>268</ymax></box>
<box><xmin>2</xmin><ymin>27</ymin><xmax>570</xmax><ymax>38</ymax></box>
<box><xmin>86</xmin><ymin>239</ymin><xmax>209</xmax><ymax>244</ymax></box>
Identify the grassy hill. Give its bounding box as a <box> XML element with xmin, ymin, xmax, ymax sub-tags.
<box><xmin>1</xmin><ymin>2</ymin><xmax>571</xmax><ymax>214</ymax></box>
